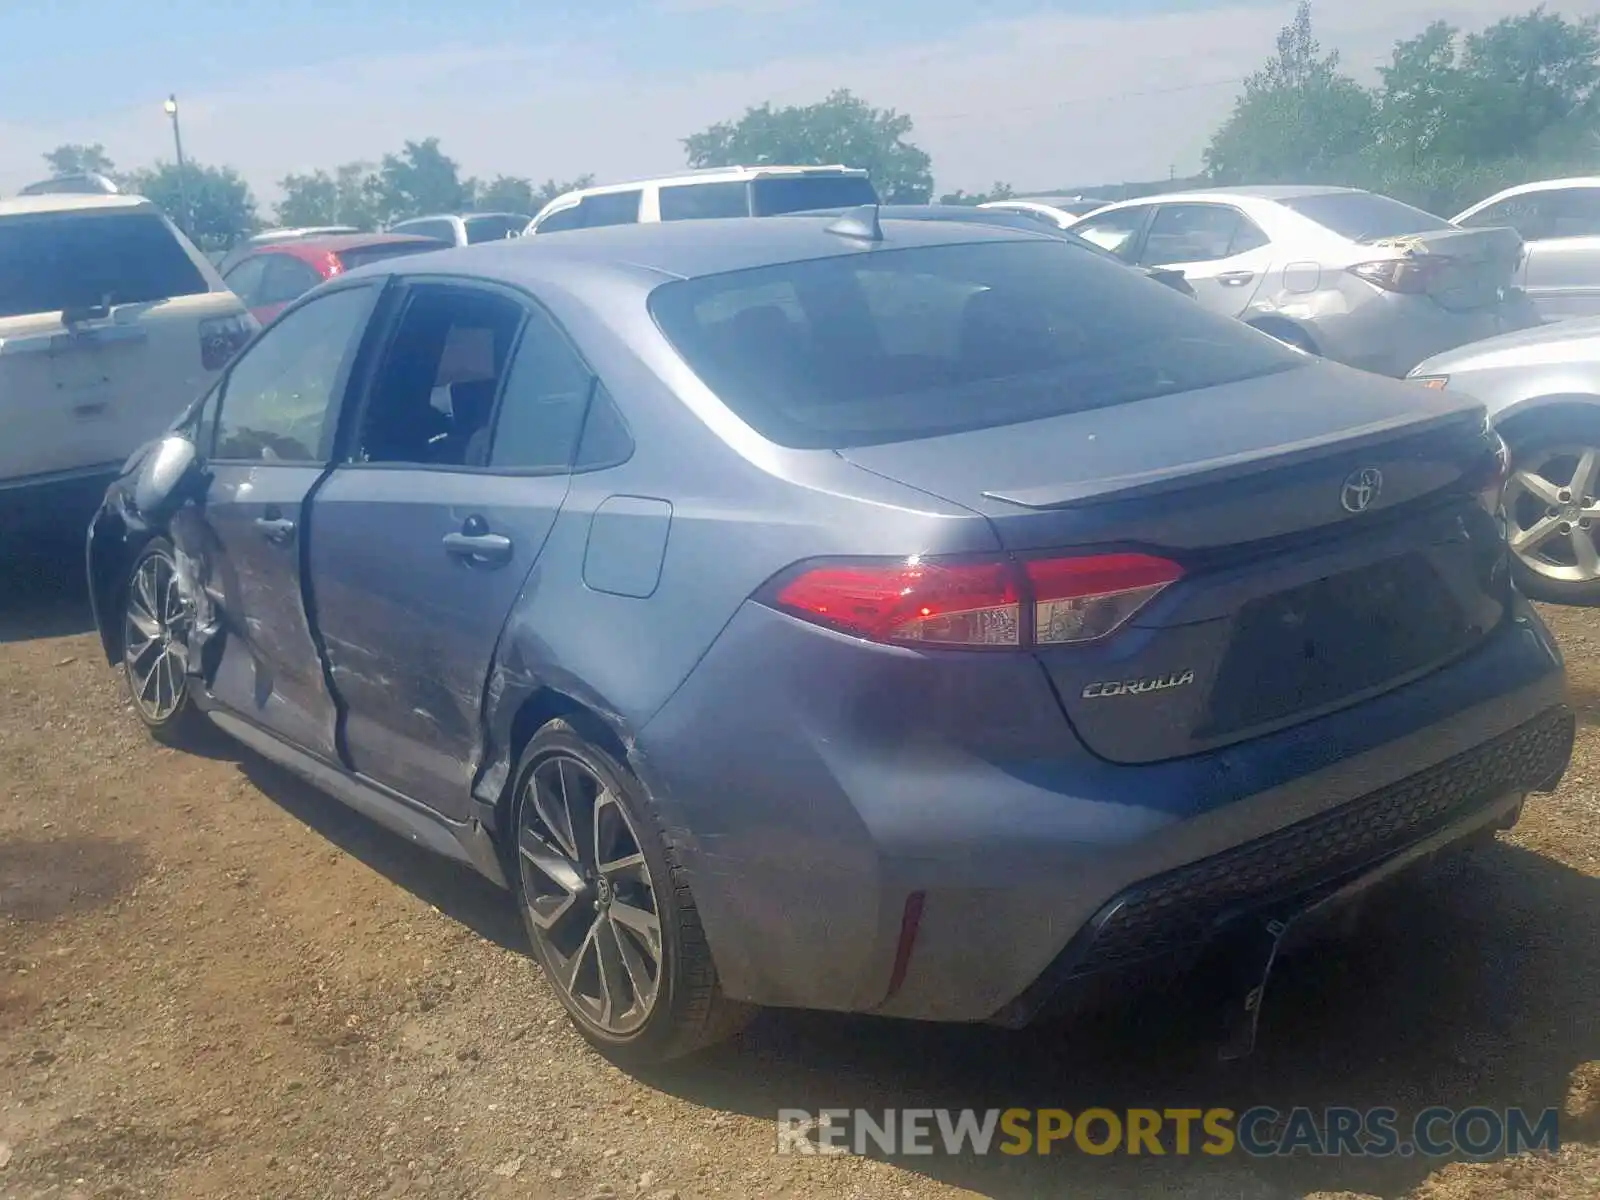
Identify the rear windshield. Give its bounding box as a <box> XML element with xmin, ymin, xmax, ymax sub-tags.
<box><xmin>464</xmin><ymin>215</ymin><xmax>528</xmax><ymax>244</ymax></box>
<box><xmin>338</xmin><ymin>241</ymin><xmax>444</xmax><ymax>270</ymax></box>
<box><xmin>649</xmin><ymin>239</ymin><xmax>1307</xmax><ymax>449</ymax></box>
<box><xmin>751</xmin><ymin>175</ymin><xmax>879</xmax><ymax>217</ymax></box>
<box><xmin>1279</xmin><ymin>192</ymin><xmax>1453</xmax><ymax>242</ymax></box>
<box><xmin>0</xmin><ymin>210</ymin><xmax>208</xmax><ymax>319</ymax></box>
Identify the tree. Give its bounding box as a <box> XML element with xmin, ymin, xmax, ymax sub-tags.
<box><xmin>43</xmin><ymin>143</ymin><xmax>117</xmax><ymax>180</ymax></box>
<box><xmin>125</xmin><ymin>161</ymin><xmax>258</xmax><ymax>250</ymax></box>
<box><xmin>683</xmin><ymin>89</ymin><xmax>934</xmax><ymax>202</ymax></box>
<box><xmin>370</xmin><ymin>138</ymin><xmax>470</xmax><ymax>224</ymax></box>
<box><xmin>937</xmin><ymin>182</ymin><xmax>1015</xmax><ymax>206</ymax></box>
<box><xmin>275</xmin><ymin>162</ymin><xmax>382</xmax><ymax>229</ymax></box>
<box><xmin>1203</xmin><ymin>1</ymin><xmax>1376</xmax><ymax>184</ymax></box>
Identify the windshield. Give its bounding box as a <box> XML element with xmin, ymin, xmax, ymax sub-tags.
<box><xmin>1280</xmin><ymin>191</ymin><xmax>1453</xmax><ymax>242</ymax></box>
<box><xmin>0</xmin><ymin>210</ymin><xmax>208</xmax><ymax>319</ymax></box>
<box><xmin>464</xmin><ymin>215</ymin><xmax>529</xmax><ymax>243</ymax></box>
<box><xmin>650</xmin><ymin>239</ymin><xmax>1305</xmax><ymax>450</ymax></box>
<box><xmin>750</xmin><ymin>175</ymin><xmax>879</xmax><ymax>216</ymax></box>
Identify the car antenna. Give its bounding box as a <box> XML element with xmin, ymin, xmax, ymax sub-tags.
<box><xmin>824</xmin><ymin>203</ymin><xmax>883</xmax><ymax>243</ymax></box>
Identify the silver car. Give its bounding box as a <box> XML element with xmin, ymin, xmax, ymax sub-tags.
<box><xmin>1067</xmin><ymin>186</ymin><xmax>1537</xmax><ymax>377</ymax></box>
<box><xmin>1411</xmin><ymin>317</ymin><xmax>1600</xmax><ymax>605</ymax></box>
<box><xmin>1454</xmin><ymin>177</ymin><xmax>1600</xmax><ymax>323</ymax></box>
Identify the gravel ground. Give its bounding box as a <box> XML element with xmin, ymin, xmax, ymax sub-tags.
<box><xmin>0</xmin><ymin>551</ymin><xmax>1596</xmax><ymax>1200</ymax></box>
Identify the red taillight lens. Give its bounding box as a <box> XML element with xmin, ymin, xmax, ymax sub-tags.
<box><xmin>1348</xmin><ymin>257</ymin><xmax>1451</xmax><ymax>294</ymax></box>
<box><xmin>773</xmin><ymin>558</ymin><xmax>1021</xmax><ymax>646</ymax></box>
<box><xmin>199</xmin><ymin>313</ymin><xmax>256</xmax><ymax>370</ymax></box>
<box><xmin>768</xmin><ymin>552</ymin><xmax>1183</xmax><ymax>648</ymax></box>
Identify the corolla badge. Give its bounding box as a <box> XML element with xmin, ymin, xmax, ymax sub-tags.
<box><xmin>1082</xmin><ymin>670</ymin><xmax>1196</xmax><ymax>699</ymax></box>
<box><xmin>1340</xmin><ymin>467</ymin><xmax>1383</xmax><ymax>514</ymax></box>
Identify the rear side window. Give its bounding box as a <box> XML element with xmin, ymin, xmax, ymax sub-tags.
<box><xmin>1279</xmin><ymin>192</ymin><xmax>1452</xmax><ymax>241</ymax></box>
<box><xmin>659</xmin><ymin>182</ymin><xmax>750</xmax><ymax>221</ymax></box>
<box><xmin>487</xmin><ymin>308</ymin><xmax>595</xmax><ymax>471</ymax></box>
<box><xmin>650</xmin><ymin>240</ymin><xmax>1306</xmax><ymax>450</ymax></box>
<box><xmin>579</xmin><ymin>191</ymin><xmax>642</xmax><ymax>228</ymax></box>
<box><xmin>0</xmin><ymin>210</ymin><xmax>208</xmax><ymax>319</ymax></box>
<box><xmin>395</xmin><ymin>219</ymin><xmax>458</xmax><ymax>245</ymax></box>
<box><xmin>535</xmin><ymin>205</ymin><xmax>584</xmax><ymax>233</ymax></box>
<box><xmin>257</xmin><ymin>256</ymin><xmax>323</xmax><ymax>307</ymax></box>
<box><xmin>751</xmin><ymin>175</ymin><xmax>879</xmax><ymax>216</ymax></box>
<box><xmin>337</xmin><ymin>241</ymin><xmax>442</xmax><ymax>271</ymax></box>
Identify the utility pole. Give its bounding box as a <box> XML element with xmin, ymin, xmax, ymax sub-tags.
<box><xmin>163</xmin><ymin>94</ymin><xmax>194</xmax><ymax>238</ymax></box>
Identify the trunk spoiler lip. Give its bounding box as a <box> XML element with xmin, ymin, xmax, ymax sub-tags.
<box><xmin>980</xmin><ymin>398</ymin><xmax>1487</xmax><ymax>511</ymax></box>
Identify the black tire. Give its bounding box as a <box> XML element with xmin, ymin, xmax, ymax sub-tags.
<box><xmin>509</xmin><ymin>714</ymin><xmax>754</xmax><ymax>1065</ymax></box>
<box><xmin>1501</xmin><ymin>415</ymin><xmax>1600</xmax><ymax>606</ymax></box>
<box><xmin>120</xmin><ymin>538</ymin><xmax>210</xmax><ymax>746</ymax></box>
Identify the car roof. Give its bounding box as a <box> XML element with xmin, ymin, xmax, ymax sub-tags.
<box><xmin>0</xmin><ymin>192</ymin><xmax>154</xmax><ymax>218</ymax></box>
<box><xmin>544</xmin><ymin>164</ymin><xmax>869</xmax><ymax>205</ymax></box>
<box><xmin>345</xmin><ymin>214</ymin><xmax>1045</xmax><ymax>289</ymax></box>
<box><xmin>1477</xmin><ymin>176</ymin><xmax>1600</xmax><ymax>201</ymax></box>
<box><xmin>248</xmin><ymin>232</ymin><xmax>444</xmax><ymax>260</ymax></box>
<box><xmin>1121</xmin><ymin>185</ymin><xmax>1365</xmax><ymax>203</ymax></box>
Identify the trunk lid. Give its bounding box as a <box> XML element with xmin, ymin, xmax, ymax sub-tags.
<box><xmin>1365</xmin><ymin>225</ymin><xmax>1524</xmax><ymax>313</ymax></box>
<box><xmin>838</xmin><ymin>362</ymin><xmax>1511</xmax><ymax>763</ymax></box>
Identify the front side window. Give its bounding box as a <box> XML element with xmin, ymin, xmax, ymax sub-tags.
<box><xmin>213</xmin><ymin>286</ymin><xmax>375</xmax><ymax>462</ymax></box>
<box><xmin>650</xmin><ymin>239</ymin><xmax>1306</xmax><ymax>450</ymax></box>
<box><xmin>352</xmin><ymin>284</ymin><xmax>524</xmax><ymax>467</ymax></box>
<box><xmin>464</xmin><ymin>215</ymin><xmax>528</xmax><ymax>243</ymax></box>
<box><xmin>0</xmin><ymin>210</ymin><xmax>208</xmax><ymax>319</ymax></box>
<box><xmin>534</xmin><ymin>205</ymin><xmax>584</xmax><ymax>234</ymax></box>
<box><xmin>1547</xmin><ymin>187</ymin><xmax>1600</xmax><ymax>238</ymax></box>
<box><xmin>1069</xmin><ymin>206</ymin><xmax>1148</xmax><ymax>260</ymax></box>
<box><xmin>659</xmin><ymin>182</ymin><xmax>750</xmax><ymax>221</ymax></box>
<box><xmin>1141</xmin><ymin>204</ymin><xmax>1269</xmax><ymax>265</ymax></box>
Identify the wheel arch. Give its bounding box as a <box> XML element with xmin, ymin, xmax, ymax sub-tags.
<box><xmin>87</xmin><ymin>507</ymin><xmax>155</xmax><ymax>667</ymax></box>
<box><xmin>1491</xmin><ymin>394</ymin><xmax>1600</xmax><ymax>445</ymax></box>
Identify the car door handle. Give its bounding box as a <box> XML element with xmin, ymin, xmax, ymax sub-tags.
<box><xmin>1218</xmin><ymin>271</ymin><xmax>1255</xmax><ymax>287</ymax></box>
<box><xmin>253</xmin><ymin>516</ymin><xmax>296</xmax><ymax>544</ymax></box>
<box><xmin>443</xmin><ymin>531</ymin><xmax>513</xmax><ymax>566</ymax></box>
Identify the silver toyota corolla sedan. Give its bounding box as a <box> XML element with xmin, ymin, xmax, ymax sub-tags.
<box><xmin>1411</xmin><ymin>317</ymin><xmax>1600</xmax><ymax>605</ymax></box>
<box><xmin>1067</xmin><ymin>186</ymin><xmax>1538</xmax><ymax>377</ymax></box>
<box><xmin>87</xmin><ymin>212</ymin><xmax>1572</xmax><ymax>1067</ymax></box>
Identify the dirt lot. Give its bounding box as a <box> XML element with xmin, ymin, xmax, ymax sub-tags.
<box><xmin>1</xmin><ymin>551</ymin><xmax>1597</xmax><ymax>1200</ymax></box>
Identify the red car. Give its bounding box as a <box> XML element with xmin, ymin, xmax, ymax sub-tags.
<box><xmin>219</xmin><ymin>233</ymin><xmax>443</xmax><ymax>325</ymax></box>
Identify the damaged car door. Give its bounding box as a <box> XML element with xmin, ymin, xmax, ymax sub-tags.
<box><xmin>179</xmin><ymin>282</ymin><xmax>382</xmax><ymax>758</ymax></box>
<box><xmin>303</xmin><ymin>281</ymin><xmax>590</xmax><ymax>818</ymax></box>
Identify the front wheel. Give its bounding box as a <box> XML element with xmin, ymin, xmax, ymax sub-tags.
<box><xmin>121</xmin><ymin>538</ymin><xmax>209</xmax><ymax>744</ymax></box>
<box><xmin>509</xmin><ymin>715</ymin><xmax>753</xmax><ymax>1065</ymax></box>
<box><xmin>1502</xmin><ymin>419</ymin><xmax>1600</xmax><ymax>605</ymax></box>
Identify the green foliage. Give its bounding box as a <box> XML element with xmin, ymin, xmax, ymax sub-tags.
<box><xmin>275</xmin><ymin>162</ymin><xmax>382</xmax><ymax>229</ymax></box>
<box><xmin>474</xmin><ymin>174</ymin><xmax>596</xmax><ymax>215</ymax></box>
<box><xmin>42</xmin><ymin>143</ymin><xmax>118</xmax><ymax>180</ymax></box>
<box><xmin>124</xmin><ymin>161</ymin><xmax>259</xmax><ymax>251</ymax></box>
<box><xmin>369</xmin><ymin>138</ymin><xmax>471</xmax><ymax>224</ymax></box>
<box><xmin>683</xmin><ymin>88</ymin><xmax>934</xmax><ymax>202</ymax></box>
<box><xmin>1208</xmin><ymin>2</ymin><xmax>1600</xmax><ymax>214</ymax></box>
<box><xmin>937</xmin><ymin>182</ymin><xmax>1015</xmax><ymax>206</ymax></box>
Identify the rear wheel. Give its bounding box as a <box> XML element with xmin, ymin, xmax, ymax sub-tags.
<box><xmin>1502</xmin><ymin>418</ymin><xmax>1600</xmax><ymax>605</ymax></box>
<box><xmin>121</xmin><ymin>538</ymin><xmax>208</xmax><ymax>744</ymax></box>
<box><xmin>510</xmin><ymin>715</ymin><xmax>753</xmax><ymax>1064</ymax></box>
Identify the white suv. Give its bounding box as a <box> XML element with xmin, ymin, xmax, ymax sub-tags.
<box><xmin>0</xmin><ymin>193</ymin><xmax>256</xmax><ymax>539</ymax></box>
<box><xmin>526</xmin><ymin>165</ymin><xmax>878</xmax><ymax>233</ymax></box>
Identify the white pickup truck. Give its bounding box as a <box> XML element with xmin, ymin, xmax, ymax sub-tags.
<box><xmin>0</xmin><ymin>193</ymin><xmax>256</xmax><ymax>540</ymax></box>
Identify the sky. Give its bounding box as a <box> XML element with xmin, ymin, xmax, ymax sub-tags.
<box><xmin>0</xmin><ymin>0</ymin><xmax>1593</xmax><ymax>208</ymax></box>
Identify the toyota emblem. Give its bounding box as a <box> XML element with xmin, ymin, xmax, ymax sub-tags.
<box><xmin>1341</xmin><ymin>467</ymin><xmax>1383</xmax><ymax>514</ymax></box>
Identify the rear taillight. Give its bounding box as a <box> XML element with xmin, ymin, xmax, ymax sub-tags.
<box><xmin>199</xmin><ymin>313</ymin><xmax>256</xmax><ymax>370</ymax></box>
<box><xmin>1348</xmin><ymin>257</ymin><xmax>1453</xmax><ymax>294</ymax></box>
<box><xmin>767</xmin><ymin>552</ymin><xmax>1183</xmax><ymax>649</ymax></box>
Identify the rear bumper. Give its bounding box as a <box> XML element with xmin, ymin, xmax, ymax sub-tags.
<box><xmin>634</xmin><ymin>597</ymin><xmax>1569</xmax><ymax>1023</ymax></box>
<box><xmin>0</xmin><ymin>463</ymin><xmax>119</xmax><ymax>542</ymax></box>
<box><xmin>1310</xmin><ymin>292</ymin><xmax>1541</xmax><ymax>378</ymax></box>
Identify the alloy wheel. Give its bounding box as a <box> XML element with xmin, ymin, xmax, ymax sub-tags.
<box><xmin>1504</xmin><ymin>444</ymin><xmax>1600</xmax><ymax>584</ymax></box>
<box><xmin>517</xmin><ymin>754</ymin><xmax>663</xmax><ymax>1035</ymax></box>
<box><xmin>123</xmin><ymin>549</ymin><xmax>190</xmax><ymax>722</ymax></box>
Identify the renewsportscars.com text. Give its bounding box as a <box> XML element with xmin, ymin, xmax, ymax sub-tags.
<box><xmin>775</xmin><ymin>1106</ymin><xmax>1560</xmax><ymax>1158</ymax></box>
